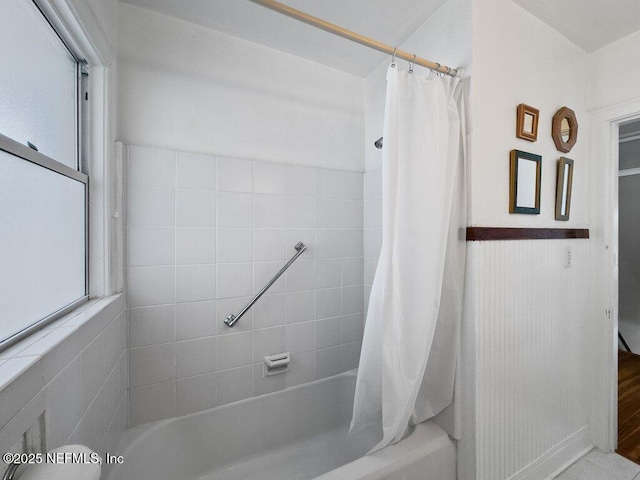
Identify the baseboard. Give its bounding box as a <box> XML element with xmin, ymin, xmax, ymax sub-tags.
<box><xmin>508</xmin><ymin>426</ymin><xmax>592</xmax><ymax>480</ymax></box>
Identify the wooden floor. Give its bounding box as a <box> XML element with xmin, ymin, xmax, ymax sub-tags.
<box><xmin>618</xmin><ymin>350</ymin><xmax>640</xmax><ymax>464</ymax></box>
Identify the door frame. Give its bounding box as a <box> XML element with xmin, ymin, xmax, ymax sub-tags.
<box><xmin>590</xmin><ymin>98</ymin><xmax>640</xmax><ymax>452</ymax></box>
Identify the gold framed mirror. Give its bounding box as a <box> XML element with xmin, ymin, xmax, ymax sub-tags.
<box><xmin>516</xmin><ymin>103</ymin><xmax>539</xmax><ymax>141</ymax></box>
<box><xmin>552</xmin><ymin>107</ymin><xmax>578</xmax><ymax>153</ymax></box>
<box><xmin>555</xmin><ymin>157</ymin><xmax>574</xmax><ymax>221</ymax></box>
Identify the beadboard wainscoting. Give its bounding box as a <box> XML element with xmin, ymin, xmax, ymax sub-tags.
<box><xmin>469</xmin><ymin>239</ymin><xmax>593</xmax><ymax>480</ymax></box>
<box><xmin>125</xmin><ymin>146</ymin><xmax>365</xmax><ymax>426</ymax></box>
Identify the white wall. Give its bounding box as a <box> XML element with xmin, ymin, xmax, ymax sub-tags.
<box><xmin>589</xmin><ymin>30</ymin><xmax>640</xmax><ymax>112</ymax></box>
<box><xmin>587</xmin><ymin>28</ymin><xmax>640</xmax><ymax>453</ymax></box>
<box><xmin>472</xmin><ymin>3</ymin><xmax>588</xmax><ymax>228</ymax></box>
<box><xmin>125</xmin><ymin>146</ymin><xmax>365</xmax><ymax>426</ymax></box>
<box><xmin>465</xmin><ymin>1</ymin><xmax>594</xmax><ymax>479</ymax></box>
<box><xmin>588</xmin><ymin>30</ymin><xmax>640</xmax><ymax>357</ymax></box>
<box><xmin>117</xmin><ymin>4</ymin><xmax>365</xmax><ymax>172</ymax></box>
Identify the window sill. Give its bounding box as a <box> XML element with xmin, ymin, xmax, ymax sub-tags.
<box><xmin>0</xmin><ymin>294</ymin><xmax>125</xmax><ymax>393</ymax></box>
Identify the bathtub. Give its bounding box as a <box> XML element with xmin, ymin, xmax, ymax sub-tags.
<box><xmin>107</xmin><ymin>371</ymin><xmax>455</xmax><ymax>480</ymax></box>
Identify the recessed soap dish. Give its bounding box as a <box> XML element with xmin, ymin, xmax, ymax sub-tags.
<box><xmin>263</xmin><ymin>352</ymin><xmax>290</xmax><ymax>376</ymax></box>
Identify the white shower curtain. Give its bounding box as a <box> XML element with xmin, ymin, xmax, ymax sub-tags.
<box><xmin>350</xmin><ymin>66</ymin><xmax>466</xmax><ymax>451</ymax></box>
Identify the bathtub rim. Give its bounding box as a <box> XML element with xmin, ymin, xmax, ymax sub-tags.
<box><xmin>118</xmin><ymin>369</ymin><xmax>360</xmax><ymax>456</ymax></box>
<box><xmin>111</xmin><ymin>368</ymin><xmax>456</xmax><ymax>480</ymax></box>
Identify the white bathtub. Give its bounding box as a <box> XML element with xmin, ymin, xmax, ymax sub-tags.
<box><xmin>107</xmin><ymin>371</ymin><xmax>455</xmax><ymax>480</ymax></box>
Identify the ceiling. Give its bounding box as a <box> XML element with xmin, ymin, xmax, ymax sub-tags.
<box><xmin>513</xmin><ymin>0</ymin><xmax>640</xmax><ymax>53</ymax></box>
<box><xmin>119</xmin><ymin>0</ymin><xmax>448</xmax><ymax>77</ymax></box>
<box><xmin>120</xmin><ymin>0</ymin><xmax>640</xmax><ymax>76</ymax></box>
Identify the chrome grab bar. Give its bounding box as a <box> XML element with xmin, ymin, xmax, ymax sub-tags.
<box><xmin>2</xmin><ymin>463</ymin><xmax>19</xmax><ymax>480</ymax></box>
<box><xmin>224</xmin><ymin>242</ymin><xmax>307</xmax><ymax>327</ymax></box>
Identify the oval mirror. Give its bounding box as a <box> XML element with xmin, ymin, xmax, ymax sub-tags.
<box><xmin>552</xmin><ymin>107</ymin><xmax>578</xmax><ymax>153</ymax></box>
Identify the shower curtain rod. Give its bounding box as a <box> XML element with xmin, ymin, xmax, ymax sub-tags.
<box><xmin>247</xmin><ymin>0</ymin><xmax>459</xmax><ymax>77</ymax></box>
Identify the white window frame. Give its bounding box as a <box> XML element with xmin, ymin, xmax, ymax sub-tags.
<box><xmin>0</xmin><ymin>0</ymin><xmax>117</xmax><ymax>352</ymax></box>
<box><xmin>0</xmin><ymin>133</ymin><xmax>89</xmax><ymax>349</ymax></box>
<box><xmin>37</xmin><ymin>0</ymin><xmax>119</xmax><ymax>298</ymax></box>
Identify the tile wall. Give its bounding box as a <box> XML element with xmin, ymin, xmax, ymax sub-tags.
<box><xmin>363</xmin><ymin>168</ymin><xmax>383</xmax><ymax>308</ymax></box>
<box><xmin>126</xmin><ymin>146</ymin><xmax>365</xmax><ymax>426</ymax></box>
<box><xmin>0</xmin><ymin>295</ymin><xmax>127</xmax><ymax>479</ymax></box>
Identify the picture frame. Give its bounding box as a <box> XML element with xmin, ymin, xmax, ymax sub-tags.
<box><xmin>510</xmin><ymin>149</ymin><xmax>542</xmax><ymax>214</ymax></box>
<box><xmin>516</xmin><ymin>103</ymin><xmax>539</xmax><ymax>142</ymax></box>
<box><xmin>555</xmin><ymin>157</ymin><xmax>574</xmax><ymax>221</ymax></box>
<box><xmin>551</xmin><ymin>107</ymin><xmax>578</xmax><ymax>153</ymax></box>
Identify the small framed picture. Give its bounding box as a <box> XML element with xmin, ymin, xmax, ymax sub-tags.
<box><xmin>555</xmin><ymin>157</ymin><xmax>574</xmax><ymax>221</ymax></box>
<box><xmin>516</xmin><ymin>104</ymin><xmax>539</xmax><ymax>142</ymax></box>
<box><xmin>510</xmin><ymin>149</ymin><xmax>541</xmax><ymax>214</ymax></box>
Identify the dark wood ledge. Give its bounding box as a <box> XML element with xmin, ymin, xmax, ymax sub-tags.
<box><xmin>466</xmin><ymin>227</ymin><xmax>590</xmax><ymax>241</ymax></box>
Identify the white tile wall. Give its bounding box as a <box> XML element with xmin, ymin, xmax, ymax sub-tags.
<box><xmin>176</xmin><ymin>373</ymin><xmax>216</xmax><ymax>416</ymax></box>
<box><xmin>128</xmin><ymin>227</ymin><xmax>174</xmax><ymax>267</ymax></box>
<box><xmin>253</xmin><ymin>294</ymin><xmax>285</xmax><ymax>329</ymax></box>
<box><xmin>217</xmin><ymin>157</ymin><xmax>252</xmax><ymax>192</ymax></box>
<box><xmin>253</xmin><ymin>162</ymin><xmax>284</xmax><ymax>194</ymax></box>
<box><xmin>129</xmin><ymin>186</ymin><xmax>175</xmax><ymax>227</ymax></box>
<box><xmin>126</xmin><ymin>146</ymin><xmax>365</xmax><ymax>426</ymax></box>
<box><xmin>176</xmin><ymin>190</ymin><xmax>216</xmax><ymax>227</ymax></box>
<box><xmin>176</xmin><ymin>151</ymin><xmax>216</xmax><ymax>190</ymax></box>
<box><xmin>316</xmin><ymin>169</ymin><xmax>342</xmax><ymax>199</ymax></box>
<box><xmin>176</xmin><ymin>301</ymin><xmax>216</xmax><ymax>340</ymax></box>
<box><xmin>0</xmin><ymin>296</ymin><xmax>127</xmax><ymax>480</ymax></box>
<box><xmin>175</xmin><ymin>265</ymin><xmax>216</xmax><ymax>303</ymax></box>
<box><xmin>363</xmin><ymin>168</ymin><xmax>383</xmax><ymax>309</ymax></box>
<box><xmin>175</xmin><ymin>228</ymin><xmax>216</xmax><ymax>265</ymax></box>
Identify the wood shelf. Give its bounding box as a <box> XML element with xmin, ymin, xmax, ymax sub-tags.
<box><xmin>466</xmin><ymin>227</ymin><xmax>590</xmax><ymax>241</ymax></box>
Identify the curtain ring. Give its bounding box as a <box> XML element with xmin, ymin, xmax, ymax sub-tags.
<box><xmin>391</xmin><ymin>47</ymin><xmax>397</xmax><ymax>68</ymax></box>
<box><xmin>408</xmin><ymin>54</ymin><xmax>416</xmax><ymax>74</ymax></box>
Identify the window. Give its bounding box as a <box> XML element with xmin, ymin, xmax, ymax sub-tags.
<box><xmin>0</xmin><ymin>0</ymin><xmax>88</xmax><ymax>350</ymax></box>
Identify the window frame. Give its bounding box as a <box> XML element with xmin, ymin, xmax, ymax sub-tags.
<box><xmin>0</xmin><ymin>0</ymin><xmax>90</xmax><ymax>352</ymax></box>
<box><xmin>0</xmin><ymin>134</ymin><xmax>90</xmax><ymax>351</ymax></box>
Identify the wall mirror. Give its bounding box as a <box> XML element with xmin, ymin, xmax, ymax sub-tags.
<box><xmin>510</xmin><ymin>149</ymin><xmax>542</xmax><ymax>214</ymax></box>
<box><xmin>516</xmin><ymin>103</ymin><xmax>539</xmax><ymax>141</ymax></box>
<box><xmin>552</xmin><ymin>107</ymin><xmax>578</xmax><ymax>153</ymax></box>
<box><xmin>555</xmin><ymin>157</ymin><xmax>574</xmax><ymax>221</ymax></box>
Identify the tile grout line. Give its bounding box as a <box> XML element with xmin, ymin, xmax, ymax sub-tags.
<box><xmin>214</xmin><ymin>154</ymin><xmax>220</xmax><ymax>408</ymax></box>
<box><xmin>173</xmin><ymin>149</ymin><xmax>177</xmax><ymax>417</ymax></box>
<box><xmin>251</xmin><ymin>159</ymin><xmax>255</xmax><ymax>399</ymax></box>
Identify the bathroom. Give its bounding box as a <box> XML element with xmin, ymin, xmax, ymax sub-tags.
<box><xmin>1</xmin><ymin>0</ymin><xmax>640</xmax><ymax>479</ymax></box>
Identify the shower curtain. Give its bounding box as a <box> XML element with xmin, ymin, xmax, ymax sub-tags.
<box><xmin>350</xmin><ymin>65</ymin><xmax>466</xmax><ymax>451</ymax></box>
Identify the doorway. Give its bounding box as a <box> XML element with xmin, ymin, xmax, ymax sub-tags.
<box><xmin>617</xmin><ymin>119</ymin><xmax>640</xmax><ymax>462</ymax></box>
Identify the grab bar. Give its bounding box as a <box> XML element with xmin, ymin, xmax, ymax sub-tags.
<box><xmin>2</xmin><ymin>463</ymin><xmax>19</xmax><ymax>480</ymax></box>
<box><xmin>224</xmin><ymin>242</ymin><xmax>307</xmax><ymax>327</ymax></box>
